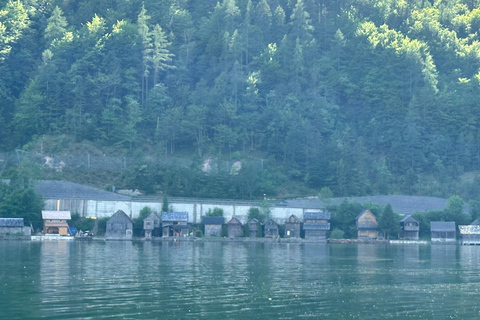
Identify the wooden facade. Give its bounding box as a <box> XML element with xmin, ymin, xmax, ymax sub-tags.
<box><xmin>248</xmin><ymin>218</ymin><xmax>260</xmax><ymax>237</ymax></box>
<box><xmin>355</xmin><ymin>210</ymin><xmax>379</xmax><ymax>239</ymax></box>
<box><xmin>430</xmin><ymin>221</ymin><xmax>456</xmax><ymax>243</ymax></box>
<box><xmin>458</xmin><ymin>224</ymin><xmax>480</xmax><ymax>245</ymax></box>
<box><xmin>143</xmin><ymin>212</ymin><xmax>161</xmax><ymax>240</ymax></box>
<box><xmin>399</xmin><ymin>215</ymin><xmax>420</xmax><ymax>240</ymax></box>
<box><xmin>303</xmin><ymin>212</ymin><xmax>331</xmax><ymax>239</ymax></box>
<box><xmin>284</xmin><ymin>214</ymin><xmax>301</xmax><ymax>238</ymax></box>
<box><xmin>264</xmin><ymin>219</ymin><xmax>279</xmax><ymax>238</ymax></box>
<box><xmin>42</xmin><ymin>211</ymin><xmax>71</xmax><ymax>235</ymax></box>
<box><xmin>162</xmin><ymin>212</ymin><xmax>189</xmax><ymax>237</ymax></box>
<box><xmin>203</xmin><ymin>216</ymin><xmax>224</xmax><ymax>237</ymax></box>
<box><xmin>106</xmin><ymin>210</ymin><xmax>133</xmax><ymax>240</ymax></box>
<box><xmin>227</xmin><ymin>217</ymin><xmax>243</xmax><ymax>238</ymax></box>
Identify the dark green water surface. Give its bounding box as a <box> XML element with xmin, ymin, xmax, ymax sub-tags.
<box><xmin>1</xmin><ymin>241</ymin><xmax>480</xmax><ymax>319</ymax></box>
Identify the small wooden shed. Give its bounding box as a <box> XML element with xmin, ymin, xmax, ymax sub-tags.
<box><xmin>203</xmin><ymin>216</ymin><xmax>224</xmax><ymax>237</ymax></box>
<box><xmin>303</xmin><ymin>212</ymin><xmax>331</xmax><ymax>239</ymax></box>
<box><xmin>430</xmin><ymin>221</ymin><xmax>456</xmax><ymax>243</ymax></box>
<box><xmin>284</xmin><ymin>214</ymin><xmax>301</xmax><ymax>238</ymax></box>
<box><xmin>106</xmin><ymin>210</ymin><xmax>133</xmax><ymax>240</ymax></box>
<box><xmin>264</xmin><ymin>219</ymin><xmax>279</xmax><ymax>238</ymax></box>
<box><xmin>355</xmin><ymin>210</ymin><xmax>379</xmax><ymax>239</ymax></box>
<box><xmin>459</xmin><ymin>225</ymin><xmax>480</xmax><ymax>245</ymax></box>
<box><xmin>42</xmin><ymin>211</ymin><xmax>71</xmax><ymax>235</ymax></box>
<box><xmin>0</xmin><ymin>218</ymin><xmax>30</xmax><ymax>236</ymax></box>
<box><xmin>399</xmin><ymin>215</ymin><xmax>420</xmax><ymax>240</ymax></box>
<box><xmin>248</xmin><ymin>218</ymin><xmax>260</xmax><ymax>237</ymax></box>
<box><xmin>227</xmin><ymin>217</ymin><xmax>243</xmax><ymax>238</ymax></box>
<box><xmin>162</xmin><ymin>212</ymin><xmax>189</xmax><ymax>237</ymax></box>
<box><xmin>143</xmin><ymin>212</ymin><xmax>161</xmax><ymax>240</ymax></box>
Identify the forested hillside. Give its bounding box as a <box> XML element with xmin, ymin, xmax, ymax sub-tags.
<box><xmin>2</xmin><ymin>0</ymin><xmax>480</xmax><ymax>201</ymax></box>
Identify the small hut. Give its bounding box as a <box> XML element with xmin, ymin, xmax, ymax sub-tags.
<box><xmin>399</xmin><ymin>215</ymin><xmax>420</xmax><ymax>240</ymax></box>
<box><xmin>42</xmin><ymin>211</ymin><xmax>71</xmax><ymax>235</ymax></box>
<box><xmin>284</xmin><ymin>214</ymin><xmax>301</xmax><ymax>238</ymax></box>
<box><xmin>303</xmin><ymin>212</ymin><xmax>331</xmax><ymax>239</ymax></box>
<box><xmin>248</xmin><ymin>218</ymin><xmax>260</xmax><ymax>237</ymax></box>
<box><xmin>459</xmin><ymin>223</ymin><xmax>480</xmax><ymax>245</ymax></box>
<box><xmin>227</xmin><ymin>217</ymin><xmax>243</xmax><ymax>238</ymax></box>
<box><xmin>143</xmin><ymin>212</ymin><xmax>161</xmax><ymax>240</ymax></box>
<box><xmin>430</xmin><ymin>221</ymin><xmax>456</xmax><ymax>243</ymax></box>
<box><xmin>203</xmin><ymin>216</ymin><xmax>224</xmax><ymax>237</ymax></box>
<box><xmin>162</xmin><ymin>212</ymin><xmax>189</xmax><ymax>237</ymax></box>
<box><xmin>0</xmin><ymin>218</ymin><xmax>30</xmax><ymax>236</ymax></box>
<box><xmin>355</xmin><ymin>210</ymin><xmax>379</xmax><ymax>239</ymax></box>
<box><xmin>264</xmin><ymin>219</ymin><xmax>279</xmax><ymax>238</ymax></box>
<box><xmin>106</xmin><ymin>210</ymin><xmax>133</xmax><ymax>240</ymax></box>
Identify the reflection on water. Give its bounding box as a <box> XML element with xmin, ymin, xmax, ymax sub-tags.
<box><xmin>2</xmin><ymin>241</ymin><xmax>480</xmax><ymax>319</ymax></box>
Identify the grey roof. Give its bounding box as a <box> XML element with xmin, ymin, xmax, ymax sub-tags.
<box><xmin>430</xmin><ymin>221</ymin><xmax>456</xmax><ymax>232</ymax></box>
<box><xmin>227</xmin><ymin>217</ymin><xmax>242</xmax><ymax>225</ymax></box>
<box><xmin>303</xmin><ymin>223</ymin><xmax>330</xmax><ymax>230</ymax></box>
<box><xmin>35</xmin><ymin>180</ymin><xmax>131</xmax><ymax>201</ymax></box>
<box><xmin>265</xmin><ymin>219</ymin><xmax>278</xmax><ymax>227</ymax></box>
<box><xmin>108</xmin><ymin>210</ymin><xmax>133</xmax><ymax>223</ymax></box>
<box><xmin>399</xmin><ymin>215</ymin><xmax>420</xmax><ymax>224</ymax></box>
<box><xmin>285</xmin><ymin>215</ymin><xmax>300</xmax><ymax>223</ymax></box>
<box><xmin>283</xmin><ymin>195</ymin><xmax>452</xmax><ymax>214</ymax></box>
<box><xmin>248</xmin><ymin>218</ymin><xmax>259</xmax><ymax>224</ymax></box>
<box><xmin>162</xmin><ymin>212</ymin><xmax>188</xmax><ymax>222</ymax></box>
<box><xmin>203</xmin><ymin>216</ymin><xmax>224</xmax><ymax>225</ymax></box>
<box><xmin>0</xmin><ymin>218</ymin><xmax>24</xmax><ymax>227</ymax></box>
<box><xmin>472</xmin><ymin>220</ymin><xmax>480</xmax><ymax>225</ymax></box>
<box><xmin>144</xmin><ymin>212</ymin><xmax>160</xmax><ymax>221</ymax></box>
<box><xmin>304</xmin><ymin>212</ymin><xmax>331</xmax><ymax>220</ymax></box>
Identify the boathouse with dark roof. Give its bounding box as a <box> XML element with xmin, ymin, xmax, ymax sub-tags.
<box><xmin>303</xmin><ymin>212</ymin><xmax>331</xmax><ymax>239</ymax></box>
<box><xmin>203</xmin><ymin>216</ymin><xmax>224</xmax><ymax>237</ymax></box>
<box><xmin>248</xmin><ymin>218</ymin><xmax>260</xmax><ymax>237</ymax></box>
<box><xmin>284</xmin><ymin>214</ymin><xmax>301</xmax><ymax>238</ymax></box>
<box><xmin>399</xmin><ymin>215</ymin><xmax>420</xmax><ymax>240</ymax></box>
<box><xmin>264</xmin><ymin>219</ymin><xmax>279</xmax><ymax>238</ymax></box>
<box><xmin>227</xmin><ymin>217</ymin><xmax>243</xmax><ymax>238</ymax></box>
<box><xmin>458</xmin><ymin>223</ymin><xmax>480</xmax><ymax>245</ymax></box>
<box><xmin>106</xmin><ymin>210</ymin><xmax>133</xmax><ymax>240</ymax></box>
<box><xmin>430</xmin><ymin>221</ymin><xmax>456</xmax><ymax>243</ymax></box>
<box><xmin>143</xmin><ymin>212</ymin><xmax>161</xmax><ymax>239</ymax></box>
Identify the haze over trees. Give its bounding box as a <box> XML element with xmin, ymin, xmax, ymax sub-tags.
<box><xmin>2</xmin><ymin>0</ymin><xmax>480</xmax><ymax>201</ymax></box>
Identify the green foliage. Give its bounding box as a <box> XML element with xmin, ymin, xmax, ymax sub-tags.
<box><xmin>378</xmin><ymin>203</ymin><xmax>399</xmax><ymax>239</ymax></box>
<box><xmin>162</xmin><ymin>194</ymin><xmax>169</xmax><ymax>212</ymax></box>
<box><xmin>330</xmin><ymin>228</ymin><xmax>345</xmax><ymax>239</ymax></box>
<box><xmin>331</xmin><ymin>199</ymin><xmax>364</xmax><ymax>239</ymax></box>
<box><xmin>70</xmin><ymin>213</ymin><xmax>95</xmax><ymax>231</ymax></box>
<box><xmin>205</xmin><ymin>207</ymin><xmax>224</xmax><ymax>217</ymax></box>
<box><xmin>247</xmin><ymin>207</ymin><xmax>268</xmax><ymax>223</ymax></box>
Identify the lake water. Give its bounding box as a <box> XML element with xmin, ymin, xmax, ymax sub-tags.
<box><xmin>1</xmin><ymin>241</ymin><xmax>480</xmax><ymax>319</ymax></box>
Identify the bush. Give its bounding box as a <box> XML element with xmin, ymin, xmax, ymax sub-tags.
<box><xmin>330</xmin><ymin>228</ymin><xmax>345</xmax><ymax>239</ymax></box>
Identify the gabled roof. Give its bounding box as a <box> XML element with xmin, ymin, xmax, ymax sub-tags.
<box><xmin>35</xmin><ymin>180</ymin><xmax>131</xmax><ymax>201</ymax></box>
<box><xmin>109</xmin><ymin>210</ymin><xmax>133</xmax><ymax>223</ymax></box>
<box><xmin>42</xmin><ymin>210</ymin><xmax>71</xmax><ymax>220</ymax></box>
<box><xmin>227</xmin><ymin>217</ymin><xmax>242</xmax><ymax>225</ymax></box>
<box><xmin>144</xmin><ymin>212</ymin><xmax>160</xmax><ymax>222</ymax></box>
<box><xmin>355</xmin><ymin>209</ymin><xmax>375</xmax><ymax>220</ymax></box>
<box><xmin>304</xmin><ymin>212</ymin><xmax>331</xmax><ymax>220</ymax></box>
<box><xmin>399</xmin><ymin>215</ymin><xmax>420</xmax><ymax>224</ymax></box>
<box><xmin>285</xmin><ymin>214</ymin><xmax>300</xmax><ymax>223</ymax></box>
<box><xmin>0</xmin><ymin>218</ymin><xmax>24</xmax><ymax>227</ymax></box>
<box><xmin>472</xmin><ymin>219</ymin><xmax>480</xmax><ymax>225</ymax></box>
<box><xmin>162</xmin><ymin>212</ymin><xmax>188</xmax><ymax>222</ymax></box>
<box><xmin>203</xmin><ymin>216</ymin><xmax>224</xmax><ymax>225</ymax></box>
<box><xmin>430</xmin><ymin>221</ymin><xmax>456</xmax><ymax>232</ymax></box>
<box><xmin>248</xmin><ymin>218</ymin><xmax>259</xmax><ymax>224</ymax></box>
<box><xmin>265</xmin><ymin>219</ymin><xmax>278</xmax><ymax>227</ymax></box>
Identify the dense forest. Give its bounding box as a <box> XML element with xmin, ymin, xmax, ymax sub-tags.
<box><xmin>2</xmin><ymin>0</ymin><xmax>480</xmax><ymax>202</ymax></box>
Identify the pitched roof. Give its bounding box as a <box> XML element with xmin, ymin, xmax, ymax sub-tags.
<box><xmin>227</xmin><ymin>217</ymin><xmax>242</xmax><ymax>225</ymax></box>
<box><xmin>35</xmin><ymin>180</ymin><xmax>131</xmax><ymax>201</ymax></box>
<box><xmin>399</xmin><ymin>215</ymin><xmax>420</xmax><ymax>224</ymax></box>
<box><xmin>355</xmin><ymin>209</ymin><xmax>375</xmax><ymax>220</ymax></box>
<box><xmin>0</xmin><ymin>218</ymin><xmax>24</xmax><ymax>227</ymax></box>
<box><xmin>109</xmin><ymin>210</ymin><xmax>133</xmax><ymax>223</ymax></box>
<box><xmin>42</xmin><ymin>211</ymin><xmax>71</xmax><ymax>220</ymax></box>
<box><xmin>304</xmin><ymin>212</ymin><xmax>331</xmax><ymax>220</ymax></box>
<box><xmin>162</xmin><ymin>212</ymin><xmax>188</xmax><ymax>222</ymax></box>
<box><xmin>285</xmin><ymin>214</ymin><xmax>300</xmax><ymax>223</ymax></box>
<box><xmin>203</xmin><ymin>216</ymin><xmax>224</xmax><ymax>225</ymax></box>
<box><xmin>430</xmin><ymin>221</ymin><xmax>456</xmax><ymax>232</ymax></box>
<box><xmin>265</xmin><ymin>219</ymin><xmax>278</xmax><ymax>227</ymax></box>
<box><xmin>248</xmin><ymin>218</ymin><xmax>259</xmax><ymax>224</ymax></box>
<box><xmin>144</xmin><ymin>212</ymin><xmax>160</xmax><ymax>221</ymax></box>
